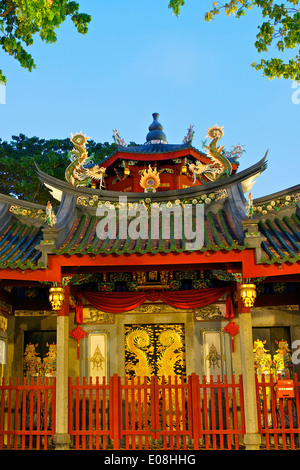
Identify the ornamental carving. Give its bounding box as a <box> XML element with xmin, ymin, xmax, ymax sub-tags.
<box><xmin>194</xmin><ymin>304</ymin><xmax>225</xmax><ymax>321</ymax></box>
<box><xmin>82</xmin><ymin>307</ymin><xmax>115</xmax><ymax>324</ymax></box>
<box><xmin>206</xmin><ymin>344</ymin><xmax>221</xmax><ymax>369</ymax></box>
<box><xmin>90</xmin><ymin>345</ymin><xmax>105</xmax><ymax>371</ymax></box>
<box><xmin>137</xmin><ymin>304</ymin><xmax>164</xmax><ymax>313</ymax></box>
<box><xmin>15</xmin><ymin>310</ymin><xmax>54</xmax><ymax>316</ymax></box>
<box><xmin>0</xmin><ymin>316</ymin><xmax>7</xmax><ymax>332</ymax></box>
<box><xmin>125</xmin><ymin>324</ymin><xmax>186</xmax><ymax>379</ymax></box>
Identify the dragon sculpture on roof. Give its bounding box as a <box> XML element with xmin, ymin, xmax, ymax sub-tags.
<box><xmin>189</xmin><ymin>125</ymin><xmax>233</xmax><ymax>183</ymax></box>
<box><xmin>65</xmin><ymin>132</ymin><xmax>106</xmax><ymax>188</ymax></box>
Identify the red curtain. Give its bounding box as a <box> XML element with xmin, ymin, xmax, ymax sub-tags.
<box><xmin>76</xmin><ymin>287</ymin><xmax>234</xmax><ymax>323</ymax></box>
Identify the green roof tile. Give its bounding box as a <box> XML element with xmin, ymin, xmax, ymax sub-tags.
<box><xmin>259</xmin><ymin>215</ymin><xmax>300</xmax><ymax>264</ymax></box>
<box><xmin>0</xmin><ymin>221</ymin><xmax>43</xmax><ymax>270</ymax></box>
<box><xmin>55</xmin><ymin>209</ymin><xmax>245</xmax><ymax>256</ymax></box>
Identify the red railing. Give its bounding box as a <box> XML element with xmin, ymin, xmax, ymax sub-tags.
<box><xmin>7</xmin><ymin>372</ymin><xmax>300</xmax><ymax>450</ymax></box>
<box><xmin>255</xmin><ymin>373</ymin><xmax>300</xmax><ymax>450</ymax></box>
<box><xmin>0</xmin><ymin>377</ymin><xmax>56</xmax><ymax>450</ymax></box>
<box><xmin>68</xmin><ymin>376</ymin><xmax>110</xmax><ymax>450</ymax></box>
<box><xmin>68</xmin><ymin>373</ymin><xmax>245</xmax><ymax>450</ymax></box>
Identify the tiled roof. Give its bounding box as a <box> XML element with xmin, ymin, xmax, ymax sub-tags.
<box><xmin>55</xmin><ymin>209</ymin><xmax>245</xmax><ymax>256</ymax></box>
<box><xmin>259</xmin><ymin>214</ymin><xmax>300</xmax><ymax>264</ymax></box>
<box><xmin>0</xmin><ymin>204</ymin><xmax>299</xmax><ymax>270</ymax></box>
<box><xmin>0</xmin><ymin>220</ymin><xmax>43</xmax><ymax>270</ymax></box>
<box><xmin>109</xmin><ymin>142</ymin><xmax>196</xmax><ymax>155</ymax></box>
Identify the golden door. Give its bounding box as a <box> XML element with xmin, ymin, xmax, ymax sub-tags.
<box><xmin>124</xmin><ymin>323</ymin><xmax>186</xmax><ymax>380</ymax></box>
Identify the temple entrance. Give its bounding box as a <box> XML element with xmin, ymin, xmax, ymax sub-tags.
<box><xmin>124</xmin><ymin>324</ymin><xmax>186</xmax><ymax>379</ymax></box>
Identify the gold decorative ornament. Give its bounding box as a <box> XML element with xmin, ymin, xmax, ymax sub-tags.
<box><xmin>124</xmin><ymin>167</ymin><xmax>130</xmax><ymax>176</ymax></box>
<box><xmin>206</xmin><ymin>343</ymin><xmax>221</xmax><ymax>369</ymax></box>
<box><xmin>90</xmin><ymin>345</ymin><xmax>105</xmax><ymax>371</ymax></box>
<box><xmin>49</xmin><ymin>286</ymin><xmax>65</xmax><ymax>311</ymax></box>
<box><xmin>240</xmin><ymin>283</ymin><xmax>256</xmax><ymax>308</ymax></box>
<box><xmin>139</xmin><ymin>165</ymin><xmax>160</xmax><ymax>192</ymax></box>
<box><xmin>181</xmin><ymin>164</ymin><xmax>187</xmax><ymax>174</ymax></box>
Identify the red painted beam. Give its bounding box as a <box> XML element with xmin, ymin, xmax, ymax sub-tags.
<box><xmin>101</xmin><ymin>148</ymin><xmax>209</xmax><ymax>169</ymax></box>
<box><xmin>241</xmin><ymin>249</ymin><xmax>300</xmax><ymax>279</ymax></box>
<box><xmin>54</xmin><ymin>249</ymin><xmax>247</xmax><ymax>268</ymax></box>
<box><xmin>55</xmin><ymin>250</ymin><xmax>300</xmax><ymax>279</ymax></box>
<box><xmin>0</xmin><ymin>248</ymin><xmax>299</xmax><ymax>283</ymax></box>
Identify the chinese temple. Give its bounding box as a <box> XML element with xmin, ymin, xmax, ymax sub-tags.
<box><xmin>0</xmin><ymin>113</ymin><xmax>300</xmax><ymax>450</ymax></box>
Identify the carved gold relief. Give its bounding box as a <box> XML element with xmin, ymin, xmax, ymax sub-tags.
<box><xmin>15</xmin><ymin>310</ymin><xmax>54</xmax><ymax>316</ymax></box>
<box><xmin>157</xmin><ymin>330</ymin><xmax>183</xmax><ymax>379</ymax></box>
<box><xmin>201</xmin><ymin>330</ymin><xmax>224</xmax><ymax>381</ymax></box>
<box><xmin>125</xmin><ymin>328</ymin><xmax>153</xmax><ymax>378</ymax></box>
<box><xmin>194</xmin><ymin>303</ymin><xmax>225</xmax><ymax>321</ymax></box>
<box><xmin>136</xmin><ymin>304</ymin><xmax>164</xmax><ymax>313</ymax></box>
<box><xmin>0</xmin><ymin>316</ymin><xmax>7</xmax><ymax>332</ymax></box>
<box><xmin>136</xmin><ymin>271</ymin><xmax>146</xmax><ymax>285</ymax></box>
<box><xmin>135</xmin><ymin>271</ymin><xmax>170</xmax><ymax>289</ymax></box>
<box><xmin>90</xmin><ymin>345</ymin><xmax>105</xmax><ymax>371</ymax></box>
<box><xmin>148</xmin><ymin>271</ymin><xmax>158</xmax><ymax>281</ymax></box>
<box><xmin>125</xmin><ymin>324</ymin><xmax>185</xmax><ymax>379</ymax></box>
<box><xmin>82</xmin><ymin>307</ymin><xmax>115</xmax><ymax>324</ymax></box>
<box><xmin>88</xmin><ymin>333</ymin><xmax>108</xmax><ymax>383</ymax></box>
<box><xmin>206</xmin><ymin>343</ymin><xmax>221</xmax><ymax>369</ymax></box>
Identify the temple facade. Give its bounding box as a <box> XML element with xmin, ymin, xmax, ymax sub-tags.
<box><xmin>0</xmin><ymin>113</ymin><xmax>300</xmax><ymax>450</ymax></box>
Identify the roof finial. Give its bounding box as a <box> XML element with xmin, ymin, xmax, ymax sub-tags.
<box><xmin>145</xmin><ymin>113</ymin><xmax>167</xmax><ymax>144</ymax></box>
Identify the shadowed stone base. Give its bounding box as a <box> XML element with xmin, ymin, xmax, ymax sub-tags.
<box><xmin>243</xmin><ymin>432</ymin><xmax>261</xmax><ymax>450</ymax></box>
<box><xmin>53</xmin><ymin>433</ymin><xmax>71</xmax><ymax>450</ymax></box>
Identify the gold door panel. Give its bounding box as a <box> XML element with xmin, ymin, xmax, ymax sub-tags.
<box><xmin>125</xmin><ymin>324</ymin><xmax>186</xmax><ymax>379</ymax></box>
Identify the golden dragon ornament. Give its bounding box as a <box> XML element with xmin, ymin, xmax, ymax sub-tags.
<box><xmin>65</xmin><ymin>131</ymin><xmax>106</xmax><ymax>188</ymax></box>
<box><xmin>189</xmin><ymin>125</ymin><xmax>233</xmax><ymax>183</ymax></box>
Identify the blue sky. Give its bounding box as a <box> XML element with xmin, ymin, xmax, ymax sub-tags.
<box><xmin>0</xmin><ymin>0</ymin><xmax>299</xmax><ymax>198</ymax></box>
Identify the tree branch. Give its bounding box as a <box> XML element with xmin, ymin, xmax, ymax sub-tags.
<box><xmin>0</xmin><ymin>8</ymin><xmax>15</xmax><ymax>17</ymax></box>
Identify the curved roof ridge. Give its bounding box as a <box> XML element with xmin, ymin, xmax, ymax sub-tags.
<box><xmin>253</xmin><ymin>183</ymin><xmax>300</xmax><ymax>204</ymax></box>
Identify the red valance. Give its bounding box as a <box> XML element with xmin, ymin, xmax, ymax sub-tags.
<box><xmin>76</xmin><ymin>287</ymin><xmax>234</xmax><ymax>324</ymax></box>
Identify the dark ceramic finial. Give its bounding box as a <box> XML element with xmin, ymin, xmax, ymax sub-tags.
<box><xmin>146</xmin><ymin>113</ymin><xmax>167</xmax><ymax>143</ymax></box>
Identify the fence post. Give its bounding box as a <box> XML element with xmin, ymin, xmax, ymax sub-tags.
<box><xmin>110</xmin><ymin>374</ymin><xmax>121</xmax><ymax>449</ymax></box>
<box><xmin>188</xmin><ymin>373</ymin><xmax>201</xmax><ymax>450</ymax></box>
<box><xmin>238</xmin><ymin>306</ymin><xmax>261</xmax><ymax>450</ymax></box>
<box><xmin>53</xmin><ymin>286</ymin><xmax>71</xmax><ymax>450</ymax></box>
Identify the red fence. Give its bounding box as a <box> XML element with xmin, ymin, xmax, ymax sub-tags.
<box><xmin>68</xmin><ymin>373</ymin><xmax>245</xmax><ymax>450</ymax></box>
<box><xmin>0</xmin><ymin>377</ymin><xmax>56</xmax><ymax>450</ymax></box>
<box><xmin>6</xmin><ymin>372</ymin><xmax>300</xmax><ymax>450</ymax></box>
<box><xmin>255</xmin><ymin>373</ymin><xmax>300</xmax><ymax>450</ymax></box>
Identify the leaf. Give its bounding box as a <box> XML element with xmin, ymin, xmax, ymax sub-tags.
<box><xmin>0</xmin><ymin>0</ymin><xmax>91</xmax><ymax>81</ymax></box>
<box><xmin>170</xmin><ymin>0</ymin><xmax>300</xmax><ymax>80</ymax></box>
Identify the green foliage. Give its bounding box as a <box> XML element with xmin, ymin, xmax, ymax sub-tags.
<box><xmin>168</xmin><ymin>0</ymin><xmax>300</xmax><ymax>80</ymax></box>
<box><xmin>168</xmin><ymin>0</ymin><xmax>185</xmax><ymax>16</ymax></box>
<box><xmin>0</xmin><ymin>134</ymin><xmax>116</xmax><ymax>205</ymax></box>
<box><xmin>0</xmin><ymin>0</ymin><xmax>91</xmax><ymax>83</ymax></box>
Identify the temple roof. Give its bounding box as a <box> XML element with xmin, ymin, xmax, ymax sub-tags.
<box><xmin>0</xmin><ymin>113</ymin><xmax>299</xmax><ymax>275</ymax></box>
<box><xmin>55</xmin><ymin>208</ymin><xmax>246</xmax><ymax>257</ymax></box>
<box><xmin>106</xmin><ymin>142</ymin><xmax>196</xmax><ymax>156</ymax></box>
<box><xmin>0</xmin><ymin>182</ymin><xmax>299</xmax><ymax>271</ymax></box>
<box><xmin>259</xmin><ymin>214</ymin><xmax>300</xmax><ymax>264</ymax></box>
<box><xmin>66</xmin><ymin>114</ymin><xmax>245</xmax><ymax>192</ymax></box>
<box><xmin>0</xmin><ymin>220</ymin><xmax>43</xmax><ymax>270</ymax></box>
